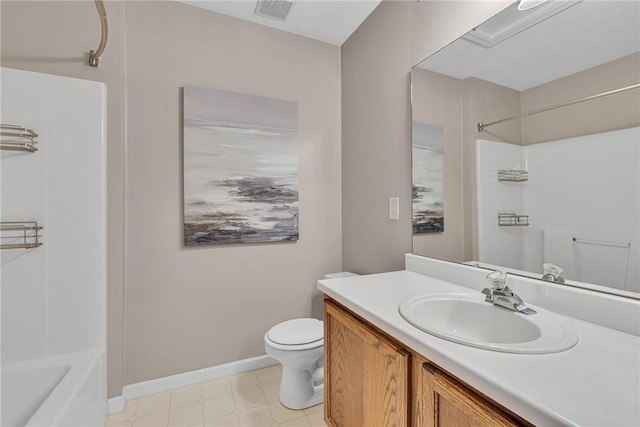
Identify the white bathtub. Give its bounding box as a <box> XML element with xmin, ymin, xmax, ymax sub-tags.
<box><xmin>1</xmin><ymin>350</ymin><xmax>106</xmax><ymax>427</ymax></box>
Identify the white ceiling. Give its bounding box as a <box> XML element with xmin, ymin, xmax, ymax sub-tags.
<box><xmin>180</xmin><ymin>0</ymin><xmax>381</xmax><ymax>45</ymax></box>
<box><xmin>417</xmin><ymin>1</ymin><xmax>640</xmax><ymax>91</ymax></box>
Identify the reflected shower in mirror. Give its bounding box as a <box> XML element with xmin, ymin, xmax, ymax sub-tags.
<box><xmin>411</xmin><ymin>0</ymin><xmax>640</xmax><ymax>298</ymax></box>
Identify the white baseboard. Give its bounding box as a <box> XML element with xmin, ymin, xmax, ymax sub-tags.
<box><xmin>107</xmin><ymin>395</ymin><xmax>125</xmax><ymax>415</ymax></box>
<box><xmin>108</xmin><ymin>354</ymin><xmax>277</xmax><ymax>415</ymax></box>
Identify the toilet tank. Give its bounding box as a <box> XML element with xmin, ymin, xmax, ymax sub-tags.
<box><xmin>324</xmin><ymin>272</ymin><xmax>358</xmax><ymax>279</ymax></box>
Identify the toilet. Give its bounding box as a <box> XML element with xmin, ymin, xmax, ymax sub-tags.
<box><xmin>264</xmin><ymin>272</ymin><xmax>357</xmax><ymax>410</ymax></box>
<box><xmin>264</xmin><ymin>318</ymin><xmax>324</xmax><ymax>410</ymax></box>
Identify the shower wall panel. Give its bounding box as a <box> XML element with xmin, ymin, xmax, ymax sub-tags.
<box><xmin>0</xmin><ymin>68</ymin><xmax>106</xmax><ymax>363</ymax></box>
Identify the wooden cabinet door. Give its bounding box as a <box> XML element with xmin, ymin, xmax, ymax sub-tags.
<box><xmin>324</xmin><ymin>300</ymin><xmax>409</xmax><ymax>427</ymax></box>
<box><xmin>413</xmin><ymin>356</ymin><xmax>526</xmax><ymax>427</ymax></box>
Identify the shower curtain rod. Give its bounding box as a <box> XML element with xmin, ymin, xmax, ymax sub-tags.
<box><xmin>477</xmin><ymin>83</ymin><xmax>640</xmax><ymax>132</ymax></box>
<box><xmin>89</xmin><ymin>0</ymin><xmax>108</xmax><ymax>67</ymax></box>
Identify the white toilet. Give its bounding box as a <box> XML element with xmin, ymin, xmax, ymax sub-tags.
<box><xmin>264</xmin><ymin>318</ymin><xmax>324</xmax><ymax>410</ymax></box>
<box><xmin>264</xmin><ymin>272</ymin><xmax>357</xmax><ymax>410</ymax></box>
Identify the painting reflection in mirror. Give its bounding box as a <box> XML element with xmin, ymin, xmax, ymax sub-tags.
<box><xmin>411</xmin><ymin>0</ymin><xmax>640</xmax><ymax>297</ymax></box>
<box><xmin>412</xmin><ymin>123</ymin><xmax>444</xmax><ymax>233</ymax></box>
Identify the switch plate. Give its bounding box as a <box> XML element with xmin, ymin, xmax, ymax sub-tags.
<box><xmin>389</xmin><ymin>197</ymin><xmax>399</xmax><ymax>220</ymax></box>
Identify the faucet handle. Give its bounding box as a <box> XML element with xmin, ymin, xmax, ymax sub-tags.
<box><xmin>486</xmin><ymin>270</ymin><xmax>507</xmax><ymax>290</ymax></box>
<box><xmin>543</xmin><ymin>263</ymin><xmax>563</xmax><ymax>279</ymax></box>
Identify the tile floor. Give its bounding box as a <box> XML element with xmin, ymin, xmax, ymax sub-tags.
<box><xmin>104</xmin><ymin>365</ymin><xmax>326</xmax><ymax>427</ymax></box>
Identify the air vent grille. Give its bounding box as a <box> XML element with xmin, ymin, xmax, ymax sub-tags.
<box><xmin>254</xmin><ymin>0</ymin><xmax>294</xmax><ymax>21</ymax></box>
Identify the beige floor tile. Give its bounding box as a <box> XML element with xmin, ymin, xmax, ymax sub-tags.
<box><xmin>267</xmin><ymin>401</ymin><xmax>305</xmax><ymax>423</ymax></box>
<box><xmin>229</xmin><ymin>371</ymin><xmax>258</xmax><ymax>391</ymax></box>
<box><xmin>133</xmin><ymin>409</ymin><xmax>169</xmax><ymax>427</ymax></box>
<box><xmin>202</xmin><ymin>394</ymin><xmax>237</xmax><ymax>420</ymax></box>
<box><xmin>104</xmin><ymin>422</ymin><xmax>132</xmax><ymax>427</ymax></box>
<box><xmin>302</xmin><ymin>403</ymin><xmax>323</xmax><ymax>416</ymax></box>
<box><xmin>229</xmin><ymin>372</ymin><xmax>259</xmax><ymax>391</ymax></box>
<box><xmin>171</xmin><ymin>384</ymin><xmax>203</xmax><ymax>408</ymax></box>
<box><xmin>233</xmin><ymin>386</ymin><xmax>267</xmax><ymax>410</ymax></box>
<box><xmin>106</xmin><ymin>399</ymin><xmax>139</xmax><ymax>425</ymax></box>
<box><xmin>261</xmin><ymin>382</ymin><xmax>280</xmax><ymax>403</ymax></box>
<box><xmin>254</xmin><ymin>365</ymin><xmax>282</xmax><ymax>384</ymax></box>
<box><xmin>237</xmin><ymin>405</ymin><xmax>274</xmax><ymax>427</ymax></box>
<box><xmin>203</xmin><ymin>414</ymin><xmax>240</xmax><ymax>426</ymax></box>
<box><xmin>109</xmin><ymin>368</ymin><xmax>320</xmax><ymax>427</ymax></box>
<box><xmin>279</xmin><ymin>415</ymin><xmax>311</xmax><ymax>427</ymax></box>
<box><xmin>305</xmin><ymin>411</ymin><xmax>326</xmax><ymax>427</ymax></box>
<box><xmin>202</xmin><ymin>378</ymin><xmax>232</xmax><ymax>399</ymax></box>
<box><xmin>136</xmin><ymin>393</ymin><xmax>171</xmax><ymax>417</ymax></box>
<box><xmin>168</xmin><ymin>402</ymin><xmax>203</xmax><ymax>426</ymax></box>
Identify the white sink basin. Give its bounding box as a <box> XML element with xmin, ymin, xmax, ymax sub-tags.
<box><xmin>399</xmin><ymin>293</ymin><xmax>578</xmax><ymax>353</ymax></box>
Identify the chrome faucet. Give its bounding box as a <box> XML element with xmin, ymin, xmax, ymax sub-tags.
<box><xmin>481</xmin><ymin>270</ymin><xmax>537</xmax><ymax>315</ymax></box>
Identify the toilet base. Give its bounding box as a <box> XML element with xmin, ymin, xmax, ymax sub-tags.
<box><xmin>280</xmin><ymin>383</ymin><xmax>323</xmax><ymax>410</ymax></box>
<box><xmin>278</xmin><ymin>365</ymin><xmax>324</xmax><ymax>410</ymax></box>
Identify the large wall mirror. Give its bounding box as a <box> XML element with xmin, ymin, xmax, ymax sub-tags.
<box><xmin>411</xmin><ymin>0</ymin><xmax>640</xmax><ymax>298</ymax></box>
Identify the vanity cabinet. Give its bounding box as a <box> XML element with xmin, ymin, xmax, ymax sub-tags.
<box><xmin>324</xmin><ymin>300</ymin><xmax>409</xmax><ymax>427</ymax></box>
<box><xmin>324</xmin><ymin>298</ymin><xmax>530</xmax><ymax>427</ymax></box>
<box><xmin>413</xmin><ymin>357</ymin><xmax>522</xmax><ymax>427</ymax></box>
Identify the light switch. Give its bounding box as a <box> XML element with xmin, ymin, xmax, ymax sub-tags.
<box><xmin>389</xmin><ymin>197</ymin><xmax>399</xmax><ymax>220</ymax></box>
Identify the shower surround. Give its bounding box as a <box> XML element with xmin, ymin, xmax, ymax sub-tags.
<box><xmin>476</xmin><ymin>127</ymin><xmax>639</xmax><ymax>293</ymax></box>
<box><xmin>0</xmin><ymin>68</ymin><xmax>107</xmax><ymax>427</ymax></box>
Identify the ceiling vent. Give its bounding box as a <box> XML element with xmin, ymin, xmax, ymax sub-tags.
<box><xmin>254</xmin><ymin>0</ymin><xmax>295</xmax><ymax>21</ymax></box>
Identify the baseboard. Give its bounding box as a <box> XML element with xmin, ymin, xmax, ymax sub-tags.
<box><xmin>107</xmin><ymin>395</ymin><xmax>125</xmax><ymax>415</ymax></box>
<box><xmin>108</xmin><ymin>354</ymin><xmax>277</xmax><ymax>414</ymax></box>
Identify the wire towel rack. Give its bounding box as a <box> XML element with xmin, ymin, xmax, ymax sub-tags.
<box><xmin>1</xmin><ymin>221</ymin><xmax>43</xmax><ymax>249</ymax></box>
<box><xmin>572</xmin><ymin>236</ymin><xmax>630</xmax><ymax>249</ymax></box>
<box><xmin>498</xmin><ymin>213</ymin><xmax>529</xmax><ymax>227</ymax></box>
<box><xmin>498</xmin><ymin>169</ymin><xmax>528</xmax><ymax>182</ymax></box>
<box><xmin>1</xmin><ymin>124</ymin><xmax>39</xmax><ymax>152</ymax></box>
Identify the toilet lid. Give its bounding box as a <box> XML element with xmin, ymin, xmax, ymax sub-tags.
<box><xmin>268</xmin><ymin>318</ymin><xmax>323</xmax><ymax>346</ymax></box>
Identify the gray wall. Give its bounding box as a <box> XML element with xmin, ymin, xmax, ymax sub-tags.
<box><xmin>462</xmin><ymin>77</ymin><xmax>522</xmax><ymax>260</ymax></box>
<box><xmin>411</xmin><ymin>69</ymin><xmax>465</xmax><ymax>262</ymax></box>
<box><xmin>2</xmin><ymin>1</ymin><xmax>341</xmax><ymax>395</ymax></box>
<box><xmin>341</xmin><ymin>1</ymin><xmax>511</xmax><ymax>273</ymax></box>
<box><xmin>522</xmin><ymin>52</ymin><xmax>640</xmax><ymax>144</ymax></box>
<box><xmin>121</xmin><ymin>2</ymin><xmax>342</xmax><ymax>386</ymax></box>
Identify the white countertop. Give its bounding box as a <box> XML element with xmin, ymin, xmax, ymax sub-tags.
<box><xmin>318</xmin><ymin>269</ymin><xmax>640</xmax><ymax>427</ymax></box>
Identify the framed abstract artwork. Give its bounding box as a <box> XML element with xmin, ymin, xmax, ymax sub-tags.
<box><xmin>183</xmin><ymin>86</ymin><xmax>299</xmax><ymax>246</ymax></box>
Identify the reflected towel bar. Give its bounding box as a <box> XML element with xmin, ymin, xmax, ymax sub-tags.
<box><xmin>572</xmin><ymin>237</ymin><xmax>630</xmax><ymax>249</ymax></box>
<box><xmin>478</xmin><ymin>83</ymin><xmax>640</xmax><ymax>132</ymax></box>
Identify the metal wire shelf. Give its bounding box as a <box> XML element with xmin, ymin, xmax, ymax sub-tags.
<box><xmin>498</xmin><ymin>169</ymin><xmax>528</xmax><ymax>182</ymax></box>
<box><xmin>1</xmin><ymin>221</ymin><xmax>43</xmax><ymax>249</ymax></box>
<box><xmin>498</xmin><ymin>213</ymin><xmax>529</xmax><ymax>227</ymax></box>
<box><xmin>1</xmin><ymin>124</ymin><xmax>39</xmax><ymax>153</ymax></box>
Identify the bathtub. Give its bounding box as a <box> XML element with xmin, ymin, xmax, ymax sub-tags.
<box><xmin>1</xmin><ymin>350</ymin><xmax>106</xmax><ymax>427</ymax></box>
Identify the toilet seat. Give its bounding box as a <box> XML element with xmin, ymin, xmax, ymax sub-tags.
<box><xmin>266</xmin><ymin>319</ymin><xmax>324</xmax><ymax>351</ymax></box>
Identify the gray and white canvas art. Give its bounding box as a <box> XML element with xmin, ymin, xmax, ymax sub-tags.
<box><xmin>412</xmin><ymin>122</ymin><xmax>444</xmax><ymax>233</ymax></box>
<box><xmin>183</xmin><ymin>86</ymin><xmax>299</xmax><ymax>246</ymax></box>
